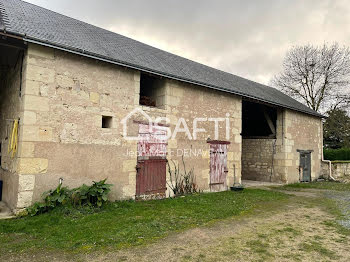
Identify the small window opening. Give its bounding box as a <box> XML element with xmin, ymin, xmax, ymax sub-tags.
<box><xmin>102</xmin><ymin>116</ymin><xmax>113</xmax><ymax>128</ymax></box>
<box><xmin>139</xmin><ymin>73</ymin><xmax>165</xmax><ymax>108</ymax></box>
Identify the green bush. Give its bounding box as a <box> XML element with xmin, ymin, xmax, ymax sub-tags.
<box><xmin>27</xmin><ymin>183</ymin><xmax>71</xmax><ymax>216</ymax></box>
<box><xmin>26</xmin><ymin>179</ymin><xmax>112</xmax><ymax>216</ymax></box>
<box><xmin>324</xmin><ymin>148</ymin><xmax>350</xmax><ymax>161</ymax></box>
<box><xmin>71</xmin><ymin>179</ymin><xmax>112</xmax><ymax>207</ymax></box>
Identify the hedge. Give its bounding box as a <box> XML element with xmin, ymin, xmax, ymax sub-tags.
<box><xmin>324</xmin><ymin>148</ymin><xmax>350</xmax><ymax>161</ymax></box>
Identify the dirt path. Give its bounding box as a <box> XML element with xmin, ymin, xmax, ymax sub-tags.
<box><xmin>4</xmin><ymin>189</ymin><xmax>350</xmax><ymax>262</ymax></box>
<box><xmin>80</xmin><ymin>190</ymin><xmax>349</xmax><ymax>262</ymax></box>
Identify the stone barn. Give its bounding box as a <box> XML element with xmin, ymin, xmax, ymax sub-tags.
<box><xmin>0</xmin><ymin>0</ymin><xmax>323</xmax><ymax>212</ymax></box>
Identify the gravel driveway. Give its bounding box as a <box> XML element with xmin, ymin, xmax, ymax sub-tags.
<box><xmin>325</xmin><ymin>191</ymin><xmax>350</xmax><ymax>229</ymax></box>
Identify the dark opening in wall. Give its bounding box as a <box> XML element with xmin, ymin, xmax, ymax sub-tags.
<box><xmin>242</xmin><ymin>100</ymin><xmax>277</xmax><ymax>138</ymax></box>
<box><xmin>139</xmin><ymin>73</ymin><xmax>165</xmax><ymax>108</ymax></box>
<box><xmin>0</xmin><ymin>42</ymin><xmax>24</xmax><ymax>97</ymax></box>
<box><xmin>102</xmin><ymin>116</ymin><xmax>113</xmax><ymax>128</ymax></box>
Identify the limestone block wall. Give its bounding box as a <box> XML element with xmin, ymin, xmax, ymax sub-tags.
<box><xmin>241</xmin><ymin>109</ymin><xmax>322</xmax><ymax>184</ymax></box>
<box><xmin>282</xmin><ymin>110</ymin><xmax>322</xmax><ymax>183</ymax></box>
<box><xmin>5</xmin><ymin>42</ymin><xmax>322</xmax><ymax>209</ymax></box>
<box><xmin>242</xmin><ymin>139</ymin><xmax>274</xmax><ymax>182</ymax></box>
<box><xmin>0</xmin><ymin>52</ymin><xmax>23</xmax><ymax>210</ymax></box>
<box><xmin>242</xmin><ymin>109</ymin><xmax>286</xmax><ymax>183</ymax></box>
<box><xmin>321</xmin><ymin>161</ymin><xmax>350</xmax><ymax>182</ymax></box>
<box><xmin>18</xmin><ymin>43</ymin><xmax>146</xmax><ymax>206</ymax></box>
<box><xmin>321</xmin><ymin>161</ymin><xmax>330</xmax><ymax>178</ymax></box>
<box><xmin>332</xmin><ymin>162</ymin><xmax>350</xmax><ymax>181</ymax></box>
<box><xmin>16</xmin><ymin>43</ymin><xmax>242</xmax><ymax>207</ymax></box>
<box><xmin>162</xmin><ymin>79</ymin><xmax>242</xmax><ymax>192</ymax></box>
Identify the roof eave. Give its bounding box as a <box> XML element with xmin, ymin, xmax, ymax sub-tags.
<box><xmin>2</xmin><ymin>29</ymin><xmax>324</xmax><ymax>118</ymax></box>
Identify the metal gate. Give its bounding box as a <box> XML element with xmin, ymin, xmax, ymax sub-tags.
<box><xmin>209</xmin><ymin>142</ymin><xmax>228</xmax><ymax>192</ymax></box>
<box><xmin>299</xmin><ymin>152</ymin><xmax>311</xmax><ymax>182</ymax></box>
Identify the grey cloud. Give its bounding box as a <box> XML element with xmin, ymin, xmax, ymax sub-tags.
<box><xmin>25</xmin><ymin>0</ymin><xmax>350</xmax><ymax>85</ymax></box>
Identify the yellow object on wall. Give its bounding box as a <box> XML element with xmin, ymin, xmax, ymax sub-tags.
<box><xmin>8</xmin><ymin>119</ymin><xmax>18</xmax><ymax>158</ymax></box>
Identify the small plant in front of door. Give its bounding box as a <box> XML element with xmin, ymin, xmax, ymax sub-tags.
<box><xmin>167</xmin><ymin>156</ymin><xmax>199</xmax><ymax>197</ymax></box>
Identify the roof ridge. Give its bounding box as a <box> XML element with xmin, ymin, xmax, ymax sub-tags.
<box><xmin>1</xmin><ymin>0</ymin><xmax>323</xmax><ymax>118</ymax></box>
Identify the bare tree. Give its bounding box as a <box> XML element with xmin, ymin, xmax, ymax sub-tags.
<box><xmin>271</xmin><ymin>43</ymin><xmax>350</xmax><ymax>112</ymax></box>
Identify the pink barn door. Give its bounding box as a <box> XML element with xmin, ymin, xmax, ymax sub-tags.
<box><xmin>209</xmin><ymin>142</ymin><xmax>229</xmax><ymax>192</ymax></box>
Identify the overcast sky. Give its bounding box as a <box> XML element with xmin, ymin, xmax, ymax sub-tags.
<box><xmin>24</xmin><ymin>0</ymin><xmax>350</xmax><ymax>85</ymax></box>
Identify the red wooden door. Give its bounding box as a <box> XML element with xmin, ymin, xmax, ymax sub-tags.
<box><xmin>136</xmin><ymin>124</ymin><xmax>168</xmax><ymax>199</ymax></box>
<box><xmin>136</xmin><ymin>159</ymin><xmax>167</xmax><ymax>198</ymax></box>
<box><xmin>209</xmin><ymin>143</ymin><xmax>228</xmax><ymax>192</ymax></box>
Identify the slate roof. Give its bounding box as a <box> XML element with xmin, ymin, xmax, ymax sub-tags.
<box><xmin>0</xmin><ymin>0</ymin><xmax>322</xmax><ymax>117</ymax></box>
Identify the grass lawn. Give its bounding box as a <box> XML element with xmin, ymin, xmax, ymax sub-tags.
<box><xmin>0</xmin><ymin>189</ymin><xmax>286</xmax><ymax>253</ymax></box>
<box><xmin>282</xmin><ymin>181</ymin><xmax>350</xmax><ymax>191</ymax></box>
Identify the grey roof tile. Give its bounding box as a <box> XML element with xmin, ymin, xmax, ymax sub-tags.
<box><xmin>0</xmin><ymin>0</ymin><xmax>322</xmax><ymax>117</ymax></box>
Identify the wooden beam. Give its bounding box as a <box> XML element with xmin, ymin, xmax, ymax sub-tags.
<box><xmin>261</xmin><ymin>105</ymin><xmax>276</xmax><ymax>135</ymax></box>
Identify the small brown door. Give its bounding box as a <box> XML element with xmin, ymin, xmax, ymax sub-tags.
<box><xmin>209</xmin><ymin>143</ymin><xmax>228</xmax><ymax>192</ymax></box>
<box><xmin>136</xmin><ymin>124</ymin><xmax>167</xmax><ymax>199</ymax></box>
<box><xmin>136</xmin><ymin>158</ymin><xmax>167</xmax><ymax>198</ymax></box>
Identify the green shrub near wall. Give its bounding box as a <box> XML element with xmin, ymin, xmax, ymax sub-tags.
<box><xmin>324</xmin><ymin>148</ymin><xmax>350</xmax><ymax>161</ymax></box>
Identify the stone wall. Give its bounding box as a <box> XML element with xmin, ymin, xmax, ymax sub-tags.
<box><xmin>13</xmin><ymin>43</ymin><xmax>242</xmax><ymax>208</ymax></box>
<box><xmin>321</xmin><ymin>161</ymin><xmax>331</xmax><ymax>179</ymax></box>
<box><xmin>332</xmin><ymin>162</ymin><xmax>350</xmax><ymax>182</ymax></box>
<box><xmin>242</xmin><ymin>109</ymin><xmax>286</xmax><ymax>183</ymax></box>
<box><xmin>0</xmin><ymin>51</ymin><xmax>23</xmax><ymax>210</ymax></box>
<box><xmin>162</xmin><ymin>79</ymin><xmax>242</xmax><ymax>192</ymax></box>
<box><xmin>321</xmin><ymin>161</ymin><xmax>350</xmax><ymax>182</ymax></box>
<box><xmin>242</xmin><ymin>139</ymin><xmax>275</xmax><ymax>182</ymax></box>
<box><xmin>2</xmin><ymin>42</ymin><xmax>323</xmax><ymax>210</ymax></box>
<box><xmin>18</xmin><ymin>44</ymin><xmax>144</xmax><ymax>205</ymax></box>
<box><xmin>282</xmin><ymin>110</ymin><xmax>322</xmax><ymax>183</ymax></box>
<box><xmin>241</xmin><ymin>109</ymin><xmax>322</xmax><ymax>183</ymax></box>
